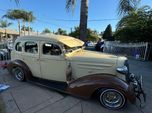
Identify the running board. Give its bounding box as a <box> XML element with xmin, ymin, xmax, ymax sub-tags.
<box><xmin>28</xmin><ymin>77</ymin><xmax>68</xmax><ymax>92</ymax></box>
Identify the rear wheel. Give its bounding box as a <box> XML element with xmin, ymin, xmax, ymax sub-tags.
<box><xmin>98</xmin><ymin>89</ymin><xmax>126</xmax><ymax>109</ymax></box>
<box><xmin>12</xmin><ymin>67</ymin><xmax>25</xmax><ymax>81</ymax></box>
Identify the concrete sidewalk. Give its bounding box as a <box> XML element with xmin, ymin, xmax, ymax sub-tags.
<box><xmin>0</xmin><ymin>60</ymin><xmax>152</xmax><ymax>113</ymax></box>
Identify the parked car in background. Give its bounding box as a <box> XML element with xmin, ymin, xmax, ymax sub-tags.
<box><xmin>0</xmin><ymin>49</ymin><xmax>10</xmax><ymax>68</ymax></box>
<box><xmin>7</xmin><ymin>34</ymin><xmax>145</xmax><ymax>109</ymax></box>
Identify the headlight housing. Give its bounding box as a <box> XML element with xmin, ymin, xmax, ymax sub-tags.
<box><xmin>117</xmin><ymin>60</ymin><xmax>130</xmax><ymax>82</ymax></box>
<box><xmin>116</xmin><ymin>66</ymin><xmax>128</xmax><ymax>75</ymax></box>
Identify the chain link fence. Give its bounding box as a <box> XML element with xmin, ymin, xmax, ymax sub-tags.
<box><xmin>104</xmin><ymin>41</ymin><xmax>151</xmax><ymax>61</ymax></box>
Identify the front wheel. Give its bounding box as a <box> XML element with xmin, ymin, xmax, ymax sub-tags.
<box><xmin>98</xmin><ymin>89</ymin><xmax>126</xmax><ymax>109</ymax></box>
<box><xmin>12</xmin><ymin>67</ymin><xmax>25</xmax><ymax>81</ymax></box>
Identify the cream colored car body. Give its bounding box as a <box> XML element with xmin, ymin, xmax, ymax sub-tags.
<box><xmin>11</xmin><ymin>34</ymin><xmax>127</xmax><ymax>82</ymax></box>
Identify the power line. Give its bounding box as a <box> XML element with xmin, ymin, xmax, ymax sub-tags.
<box><xmin>37</xmin><ymin>18</ymin><xmax>119</xmax><ymax>22</ymax></box>
<box><xmin>0</xmin><ymin>8</ymin><xmax>119</xmax><ymax>22</ymax></box>
<box><xmin>0</xmin><ymin>8</ymin><xmax>119</xmax><ymax>30</ymax></box>
<box><xmin>36</xmin><ymin>19</ymin><xmax>71</xmax><ymax>29</ymax></box>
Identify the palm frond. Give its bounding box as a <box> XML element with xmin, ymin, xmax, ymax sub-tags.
<box><xmin>10</xmin><ymin>0</ymin><xmax>19</xmax><ymax>5</ymax></box>
<box><xmin>137</xmin><ymin>5</ymin><xmax>151</xmax><ymax>12</ymax></box>
<box><xmin>0</xmin><ymin>20</ymin><xmax>12</xmax><ymax>28</ymax></box>
<box><xmin>66</xmin><ymin>0</ymin><xmax>77</xmax><ymax>12</ymax></box>
<box><xmin>118</xmin><ymin>0</ymin><xmax>140</xmax><ymax>16</ymax></box>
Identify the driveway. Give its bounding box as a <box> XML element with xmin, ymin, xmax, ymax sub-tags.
<box><xmin>0</xmin><ymin>59</ymin><xmax>152</xmax><ymax>113</ymax></box>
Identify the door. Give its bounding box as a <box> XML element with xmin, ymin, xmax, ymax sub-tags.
<box><xmin>40</xmin><ymin>42</ymin><xmax>67</xmax><ymax>82</ymax></box>
<box><xmin>22</xmin><ymin>41</ymin><xmax>41</xmax><ymax>78</ymax></box>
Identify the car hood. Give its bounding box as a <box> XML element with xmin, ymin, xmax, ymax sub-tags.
<box><xmin>68</xmin><ymin>50</ymin><xmax>118</xmax><ymax>64</ymax></box>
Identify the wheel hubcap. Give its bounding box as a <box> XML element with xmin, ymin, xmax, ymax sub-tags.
<box><xmin>13</xmin><ymin>67</ymin><xmax>24</xmax><ymax>81</ymax></box>
<box><xmin>100</xmin><ymin>89</ymin><xmax>125</xmax><ymax>109</ymax></box>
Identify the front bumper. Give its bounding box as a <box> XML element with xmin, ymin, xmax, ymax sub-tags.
<box><xmin>128</xmin><ymin>73</ymin><xmax>146</xmax><ymax>107</ymax></box>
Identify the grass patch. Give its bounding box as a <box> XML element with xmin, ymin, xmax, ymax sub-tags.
<box><xmin>0</xmin><ymin>95</ymin><xmax>5</xmax><ymax>113</ymax></box>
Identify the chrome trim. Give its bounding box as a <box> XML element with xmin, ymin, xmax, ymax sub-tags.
<box><xmin>129</xmin><ymin>73</ymin><xmax>146</xmax><ymax>107</ymax></box>
<box><xmin>116</xmin><ymin>66</ymin><xmax>128</xmax><ymax>75</ymax></box>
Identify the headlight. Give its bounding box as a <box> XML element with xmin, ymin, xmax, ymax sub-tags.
<box><xmin>116</xmin><ymin>66</ymin><xmax>128</xmax><ymax>75</ymax></box>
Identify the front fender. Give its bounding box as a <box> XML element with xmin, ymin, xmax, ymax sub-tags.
<box><xmin>67</xmin><ymin>74</ymin><xmax>136</xmax><ymax>103</ymax></box>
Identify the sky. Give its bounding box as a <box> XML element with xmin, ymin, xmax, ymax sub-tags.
<box><xmin>0</xmin><ymin>0</ymin><xmax>152</xmax><ymax>33</ymax></box>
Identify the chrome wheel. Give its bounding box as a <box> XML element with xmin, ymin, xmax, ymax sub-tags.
<box><xmin>99</xmin><ymin>89</ymin><xmax>126</xmax><ymax>109</ymax></box>
<box><xmin>13</xmin><ymin>67</ymin><xmax>25</xmax><ymax>81</ymax></box>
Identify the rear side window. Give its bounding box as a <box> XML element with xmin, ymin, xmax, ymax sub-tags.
<box><xmin>15</xmin><ymin>42</ymin><xmax>22</xmax><ymax>52</ymax></box>
<box><xmin>25</xmin><ymin>42</ymin><xmax>38</xmax><ymax>54</ymax></box>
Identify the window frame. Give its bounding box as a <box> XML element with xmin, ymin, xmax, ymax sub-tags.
<box><xmin>15</xmin><ymin>42</ymin><xmax>23</xmax><ymax>52</ymax></box>
<box><xmin>42</xmin><ymin>42</ymin><xmax>62</xmax><ymax>56</ymax></box>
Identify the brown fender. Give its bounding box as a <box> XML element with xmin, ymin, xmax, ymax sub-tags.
<box><xmin>7</xmin><ymin>60</ymin><xmax>32</xmax><ymax>80</ymax></box>
<box><xmin>67</xmin><ymin>74</ymin><xmax>136</xmax><ymax>103</ymax></box>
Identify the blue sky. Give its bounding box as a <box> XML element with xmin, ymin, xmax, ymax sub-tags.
<box><xmin>0</xmin><ymin>0</ymin><xmax>152</xmax><ymax>33</ymax></box>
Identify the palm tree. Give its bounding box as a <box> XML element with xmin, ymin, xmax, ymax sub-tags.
<box><xmin>66</xmin><ymin>0</ymin><xmax>88</xmax><ymax>41</ymax></box>
<box><xmin>3</xmin><ymin>9</ymin><xmax>35</xmax><ymax>36</ymax></box>
<box><xmin>118</xmin><ymin>0</ymin><xmax>141</xmax><ymax>15</ymax></box>
<box><xmin>66</xmin><ymin>0</ymin><xmax>139</xmax><ymax>41</ymax></box>
<box><xmin>12</xmin><ymin>0</ymin><xmax>19</xmax><ymax>4</ymax></box>
<box><xmin>115</xmin><ymin>4</ymin><xmax>152</xmax><ymax>42</ymax></box>
<box><xmin>3</xmin><ymin>9</ymin><xmax>24</xmax><ymax>36</ymax></box>
<box><xmin>23</xmin><ymin>11</ymin><xmax>35</xmax><ymax>35</ymax></box>
<box><xmin>117</xmin><ymin>5</ymin><xmax>151</xmax><ymax>30</ymax></box>
<box><xmin>0</xmin><ymin>20</ymin><xmax>12</xmax><ymax>39</ymax></box>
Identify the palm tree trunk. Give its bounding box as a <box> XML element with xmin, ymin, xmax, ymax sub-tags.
<box><xmin>18</xmin><ymin>20</ymin><xmax>21</xmax><ymax>36</ymax></box>
<box><xmin>79</xmin><ymin>0</ymin><xmax>88</xmax><ymax>42</ymax></box>
<box><xmin>23</xmin><ymin>21</ymin><xmax>25</xmax><ymax>36</ymax></box>
<box><xmin>5</xmin><ymin>28</ymin><xmax>7</xmax><ymax>38</ymax></box>
<box><xmin>28</xmin><ymin>22</ymin><xmax>30</xmax><ymax>35</ymax></box>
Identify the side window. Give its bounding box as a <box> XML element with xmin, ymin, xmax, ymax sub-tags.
<box><xmin>15</xmin><ymin>42</ymin><xmax>22</xmax><ymax>52</ymax></box>
<box><xmin>43</xmin><ymin>43</ymin><xmax>61</xmax><ymax>56</ymax></box>
<box><xmin>25</xmin><ymin>42</ymin><xmax>38</xmax><ymax>54</ymax></box>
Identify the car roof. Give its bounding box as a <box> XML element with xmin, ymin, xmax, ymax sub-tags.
<box><xmin>16</xmin><ymin>33</ymin><xmax>84</xmax><ymax>47</ymax></box>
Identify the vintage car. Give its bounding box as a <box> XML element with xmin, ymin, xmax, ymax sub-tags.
<box><xmin>7</xmin><ymin>34</ymin><xmax>145</xmax><ymax>109</ymax></box>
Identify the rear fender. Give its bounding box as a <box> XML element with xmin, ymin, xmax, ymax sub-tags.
<box><xmin>7</xmin><ymin>60</ymin><xmax>32</xmax><ymax>80</ymax></box>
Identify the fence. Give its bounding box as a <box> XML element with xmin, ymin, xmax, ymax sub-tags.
<box><xmin>104</xmin><ymin>41</ymin><xmax>149</xmax><ymax>61</ymax></box>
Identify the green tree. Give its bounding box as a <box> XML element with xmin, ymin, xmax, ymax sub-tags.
<box><xmin>42</xmin><ymin>28</ymin><xmax>51</xmax><ymax>33</ymax></box>
<box><xmin>115</xmin><ymin>5</ymin><xmax>152</xmax><ymax>42</ymax></box>
<box><xmin>21</xmin><ymin>26</ymin><xmax>32</xmax><ymax>31</ymax></box>
<box><xmin>102</xmin><ymin>24</ymin><xmax>113</xmax><ymax>41</ymax></box>
<box><xmin>0</xmin><ymin>20</ymin><xmax>12</xmax><ymax>38</ymax></box>
<box><xmin>69</xmin><ymin>26</ymin><xmax>99</xmax><ymax>41</ymax></box>
<box><xmin>55</xmin><ymin>28</ymin><xmax>67</xmax><ymax>35</ymax></box>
